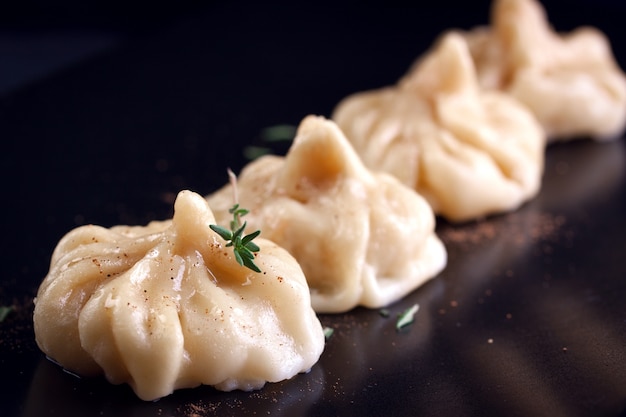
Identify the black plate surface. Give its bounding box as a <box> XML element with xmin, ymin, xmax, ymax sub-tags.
<box><xmin>2</xmin><ymin>1</ymin><xmax>626</xmax><ymax>416</ymax></box>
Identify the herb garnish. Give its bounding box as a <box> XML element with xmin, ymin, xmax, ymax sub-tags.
<box><xmin>260</xmin><ymin>124</ymin><xmax>296</xmax><ymax>142</ymax></box>
<box><xmin>243</xmin><ymin>124</ymin><xmax>297</xmax><ymax>160</ymax></box>
<box><xmin>323</xmin><ymin>326</ymin><xmax>334</xmax><ymax>340</ymax></box>
<box><xmin>0</xmin><ymin>305</ymin><xmax>14</xmax><ymax>322</ymax></box>
<box><xmin>243</xmin><ymin>145</ymin><xmax>272</xmax><ymax>160</ymax></box>
<box><xmin>396</xmin><ymin>304</ymin><xmax>419</xmax><ymax>330</ymax></box>
<box><xmin>210</xmin><ymin>170</ymin><xmax>262</xmax><ymax>273</ymax></box>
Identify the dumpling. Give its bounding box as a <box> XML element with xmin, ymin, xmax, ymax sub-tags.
<box><xmin>33</xmin><ymin>190</ymin><xmax>325</xmax><ymax>401</ymax></box>
<box><xmin>206</xmin><ymin>115</ymin><xmax>447</xmax><ymax>313</ymax></box>
<box><xmin>464</xmin><ymin>0</ymin><xmax>626</xmax><ymax>141</ymax></box>
<box><xmin>332</xmin><ymin>32</ymin><xmax>545</xmax><ymax>222</ymax></box>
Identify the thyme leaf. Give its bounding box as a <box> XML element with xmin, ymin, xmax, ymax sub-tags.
<box><xmin>260</xmin><ymin>124</ymin><xmax>297</xmax><ymax>142</ymax></box>
<box><xmin>323</xmin><ymin>326</ymin><xmax>334</xmax><ymax>340</ymax></box>
<box><xmin>0</xmin><ymin>305</ymin><xmax>14</xmax><ymax>322</ymax></box>
<box><xmin>210</xmin><ymin>170</ymin><xmax>262</xmax><ymax>273</ymax></box>
<box><xmin>243</xmin><ymin>145</ymin><xmax>272</xmax><ymax>160</ymax></box>
<box><xmin>243</xmin><ymin>124</ymin><xmax>296</xmax><ymax>160</ymax></box>
<box><xmin>209</xmin><ymin>224</ymin><xmax>233</xmax><ymax>241</ymax></box>
<box><xmin>396</xmin><ymin>304</ymin><xmax>419</xmax><ymax>330</ymax></box>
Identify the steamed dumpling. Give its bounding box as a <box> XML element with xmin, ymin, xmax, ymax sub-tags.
<box><xmin>206</xmin><ymin>115</ymin><xmax>447</xmax><ymax>313</ymax></box>
<box><xmin>332</xmin><ymin>32</ymin><xmax>545</xmax><ymax>222</ymax></box>
<box><xmin>464</xmin><ymin>0</ymin><xmax>626</xmax><ymax>140</ymax></box>
<box><xmin>33</xmin><ymin>190</ymin><xmax>324</xmax><ymax>401</ymax></box>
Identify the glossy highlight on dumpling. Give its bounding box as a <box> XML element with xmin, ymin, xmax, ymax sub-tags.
<box><xmin>332</xmin><ymin>32</ymin><xmax>545</xmax><ymax>222</ymax></box>
<box><xmin>33</xmin><ymin>190</ymin><xmax>325</xmax><ymax>401</ymax></box>
<box><xmin>464</xmin><ymin>0</ymin><xmax>626</xmax><ymax>141</ymax></box>
<box><xmin>206</xmin><ymin>115</ymin><xmax>447</xmax><ymax>313</ymax></box>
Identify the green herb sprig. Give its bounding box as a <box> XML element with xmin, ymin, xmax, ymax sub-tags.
<box><xmin>210</xmin><ymin>170</ymin><xmax>262</xmax><ymax>273</ymax></box>
<box><xmin>260</xmin><ymin>124</ymin><xmax>297</xmax><ymax>142</ymax></box>
<box><xmin>323</xmin><ymin>326</ymin><xmax>334</xmax><ymax>340</ymax></box>
<box><xmin>0</xmin><ymin>305</ymin><xmax>14</xmax><ymax>322</ymax></box>
<box><xmin>243</xmin><ymin>124</ymin><xmax>297</xmax><ymax>160</ymax></box>
<box><xmin>396</xmin><ymin>304</ymin><xmax>419</xmax><ymax>330</ymax></box>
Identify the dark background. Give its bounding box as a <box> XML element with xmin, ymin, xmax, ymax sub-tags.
<box><xmin>1</xmin><ymin>1</ymin><xmax>626</xmax><ymax>416</ymax></box>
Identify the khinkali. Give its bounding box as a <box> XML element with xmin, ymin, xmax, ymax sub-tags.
<box><xmin>464</xmin><ymin>0</ymin><xmax>626</xmax><ymax>140</ymax></box>
<box><xmin>206</xmin><ymin>115</ymin><xmax>447</xmax><ymax>313</ymax></box>
<box><xmin>333</xmin><ymin>32</ymin><xmax>545</xmax><ymax>222</ymax></box>
<box><xmin>34</xmin><ymin>190</ymin><xmax>325</xmax><ymax>401</ymax></box>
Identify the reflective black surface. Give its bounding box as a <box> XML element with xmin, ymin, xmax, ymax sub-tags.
<box><xmin>2</xmin><ymin>1</ymin><xmax>626</xmax><ymax>416</ymax></box>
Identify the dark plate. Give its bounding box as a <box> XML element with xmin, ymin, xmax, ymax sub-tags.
<box><xmin>2</xmin><ymin>1</ymin><xmax>626</xmax><ymax>416</ymax></box>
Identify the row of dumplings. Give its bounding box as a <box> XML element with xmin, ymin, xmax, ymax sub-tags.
<box><xmin>334</xmin><ymin>0</ymin><xmax>626</xmax><ymax>222</ymax></box>
<box><xmin>33</xmin><ymin>0</ymin><xmax>625</xmax><ymax>401</ymax></box>
<box><xmin>34</xmin><ymin>115</ymin><xmax>447</xmax><ymax>400</ymax></box>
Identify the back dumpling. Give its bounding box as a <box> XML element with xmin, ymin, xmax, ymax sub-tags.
<box><xmin>332</xmin><ymin>32</ymin><xmax>545</xmax><ymax>222</ymax></box>
<box><xmin>464</xmin><ymin>0</ymin><xmax>626</xmax><ymax>141</ymax></box>
<box><xmin>206</xmin><ymin>115</ymin><xmax>447</xmax><ymax>313</ymax></box>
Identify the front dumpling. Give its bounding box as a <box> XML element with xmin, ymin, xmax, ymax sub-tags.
<box><xmin>33</xmin><ymin>190</ymin><xmax>325</xmax><ymax>401</ymax></box>
<box><xmin>207</xmin><ymin>115</ymin><xmax>447</xmax><ymax>313</ymax></box>
<box><xmin>332</xmin><ymin>33</ymin><xmax>545</xmax><ymax>222</ymax></box>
